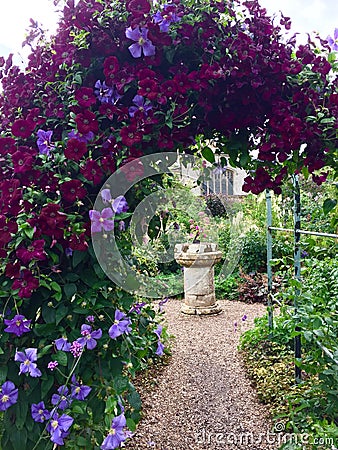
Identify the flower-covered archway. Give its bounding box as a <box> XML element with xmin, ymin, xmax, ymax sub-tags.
<box><xmin>0</xmin><ymin>0</ymin><xmax>337</xmax><ymax>448</ymax></box>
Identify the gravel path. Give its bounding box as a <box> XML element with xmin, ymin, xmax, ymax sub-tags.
<box><xmin>126</xmin><ymin>299</ymin><xmax>277</xmax><ymax>450</ymax></box>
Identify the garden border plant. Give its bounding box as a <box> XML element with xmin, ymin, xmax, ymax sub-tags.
<box><xmin>0</xmin><ymin>0</ymin><xmax>337</xmax><ymax>448</ymax></box>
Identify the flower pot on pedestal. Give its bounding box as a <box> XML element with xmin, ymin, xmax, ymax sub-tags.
<box><xmin>174</xmin><ymin>242</ymin><xmax>222</xmax><ymax>315</ymax></box>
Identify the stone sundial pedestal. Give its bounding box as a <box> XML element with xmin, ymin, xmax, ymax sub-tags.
<box><xmin>174</xmin><ymin>242</ymin><xmax>222</xmax><ymax>315</ymax></box>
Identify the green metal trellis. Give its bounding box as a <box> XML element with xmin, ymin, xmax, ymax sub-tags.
<box><xmin>266</xmin><ymin>175</ymin><xmax>338</xmax><ymax>383</ymax></box>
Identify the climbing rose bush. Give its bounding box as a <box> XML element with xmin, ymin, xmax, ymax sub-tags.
<box><xmin>0</xmin><ymin>0</ymin><xmax>337</xmax><ymax>448</ymax></box>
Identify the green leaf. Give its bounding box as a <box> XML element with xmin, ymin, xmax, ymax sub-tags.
<box><xmin>323</xmin><ymin>198</ymin><xmax>337</xmax><ymax>215</ymax></box>
<box><xmin>93</xmin><ymin>263</ymin><xmax>105</xmax><ymax>280</ymax></box>
<box><xmin>23</xmin><ymin>227</ymin><xmax>35</xmax><ymax>239</ymax></box>
<box><xmin>64</xmin><ymin>283</ymin><xmax>77</xmax><ymax>298</ymax></box>
<box><xmin>15</xmin><ymin>398</ymin><xmax>28</xmax><ymax>429</ymax></box>
<box><xmin>34</xmin><ymin>323</ymin><xmax>57</xmax><ymax>336</ymax></box>
<box><xmin>72</xmin><ymin>404</ymin><xmax>86</xmax><ymax>415</ymax></box>
<box><xmin>72</xmin><ymin>250</ymin><xmax>88</xmax><ymax>268</ymax></box>
<box><xmin>53</xmin><ymin>351</ymin><xmax>68</xmax><ymax>366</ymax></box>
<box><xmin>126</xmin><ymin>418</ymin><xmax>137</xmax><ymax>432</ymax></box>
<box><xmin>76</xmin><ymin>436</ymin><xmax>89</xmax><ymax>447</ymax></box>
<box><xmin>38</xmin><ymin>344</ymin><xmax>53</xmax><ymax>358</ymax></box>
<box><xmin>127</xmin><ymin>390</ymin><xmax>142</xmax><ymax>412</ymax></box>
<box><xmin>10</xmin><ymin>427</ymin><xmax>27</xmax><ymax>448</ymax></box>
<box><xmin>0</xmin><ymin>365</ymin><xmax>8</xmax><ymax>383</ymax></box>
<box><xmin>50</xmin><ymin>281</ymin><xmax>62</xmax><ymax>292</ymax></box>
<box><xmin>53</xmin><ymin>291</ymin><xmax>63</xmax><ymax>301</ymax></box>
<box><xmin>41</xmin><ymin>304</ymin><xmax>56</xmax><ymax>323</ymax></box>
<box><xmin>65</xmin><ymin>273</ymin><xmax>80</xmax><ymax>282</ymax></box>
<box><xmin>201</xmin><ymin>146</ymin><xmax>215</xmax><ymax>164</ymax></box>
<box><xmin>55</xmin><ymin>304</ymin><xmax>68</xmax><ymax>325</ymax></box>
<box><xmin>41</xmin><ymin>376</ymin><xmax>55</xmax><ymax>398</ymax></box>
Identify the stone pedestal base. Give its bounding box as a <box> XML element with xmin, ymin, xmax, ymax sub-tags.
<box><xmin>181</xmin><ymin>302</ymin><xmax>222</xmax><ymax>315</ymax></box>
<box><xmin>174</xmin><ymin>243</ymin><xmax>222</xmax><ymax>316</ymax></box>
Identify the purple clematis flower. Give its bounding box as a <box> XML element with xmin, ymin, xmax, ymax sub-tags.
<box><xmin>327</xmin><ymin>28</ymin><xmax>338</xmax><ymax>51</ymax></box>
<box><xmin>153</xmin><ymin>4</ymin><xmax>180</xmax><ymax>32</ymax></box>
<box><xmin>77</xmin><ymin>324</ymin><xmax>102</xmax><ymax>350</ymax></box>
<box><xmin>4</xmin><ymin>314</ymin><xmax>31</xmax><ymax>336</ymax></box>
<box><xmin>68</xmin><ymin>130</ymin><xmax>94</xmax><ymax>143</ymax></box>
<box><xmin>36</xmin><ymin>129</ymin><xmax>55</xmax><ymax>156</ymax></box>
<box><xmin>89</xmin><ymin>208</ymin><xmax>115</xmax><ymax>233</ymax></box>
<box><xmin>70</xmin><ymin>375</ymin><xmax>91</xmax><ymax>401</ymax></box>
<box><xmin>94</xmin><ymin>80</ymin><xmax>121</xmax><ymax>104</ymax></box>
<box><xmin>156</xmin><ymin>340</ymin><xmax>165</xmax><ymax>356</ymax></box>
<box><xmin>154</xmin><ymin>325</ymin><xmax>162</xmax><ymax>339</ymax></box>
<box><xmin>51</xmin><ymin>385</ymin><xmax>72</xmax><ymax>410</ymax></box>
<box><xmin>0</xmin><ymin>381</ymin><xmax>18</xmax><ymax>411</ymax></box>
<box><xmin>129</xmin><ymin>95</ymin><xmax>153</xmax><ymax>117</ymax></box>
<box><xmin>129</xmin><ymin>302</ymin><xmax>146</xmax><ymax>314</ymax></box>
<box><xmin>15</xmin><ymin>348</ymin><xmax>42</xmax><ymax>377</ymax></box>
<box><xmin>112</xmin><ymin>196</ymin><xmax>129</xmax><ymax>214</ymax></box>
<box><xmin>126</xmin><ymin>26</ymin><xmax>156</xmax><ymax>58</ymax></box>
<box><xmin>55</xmin><ymin>337</ymin><xmax>71</xmax><ymax>352</ymax></box>
<box><xmin>108</xmin><ymin>310</ymin><xmax>132</xmax><ymax>339</ymax></box>
<box><xmin>154</xmin><ymin>325</ymin><xmax>165</xmax><ymax>356</ymax></box>
<box><xmin>101</xmin><ymin>413</ymin><xmax>128</xmax><ymax>449</ymax></box>
<box><xmin>31</xmin><ymin>401</ymin><xmax>50</xmax><ymax>423</ymax></box>
<box><xmin>47</xmin><ymin>412</ymin><xmax>74</xmax><ymax>446</ymax></box>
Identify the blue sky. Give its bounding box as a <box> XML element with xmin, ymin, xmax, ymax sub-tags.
<box><xmin>0</xmin><ymin>0</ymin><xmax>337</xmax><ymax>65</ymax></box>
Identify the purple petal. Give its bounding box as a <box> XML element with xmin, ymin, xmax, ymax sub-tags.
<box><xmin>101</xmin><ymin>189</ymin><xmax>112</xmax><ymax>204</ymax></box>
<box><xmin>132</xmin><ymin>95</ymin><xmax>144</xmax><ymax>107</ymax></box>
<box><xmin>14</xmin><ymin>351</ymin><xmax>26</xmax><ymax>363</ymax></box>
<box><xmin>115</xmin><ymin>309</ymin><xmax>125</xmax><ymax>321</ymax></box>
<box><xmin>108</xmin><ymin>324</ymin><xmax>122</xmax><ymax>339</ymax></box>
<box><xmin>125</xmin><ymin>26</ymin><xmax>141</xmax><ymax>41</ymax></box>
<box><xmin>101</xmin><ymin>208</ymin><xmax>114</xmax><ymax>219</ymax></box>
<box><xmin>128</xmin><ymin>43</ymin><xmax>142</xmax><ymax>58</ymax></box>
<box><xmin>129</xmin><ymin>106</ymin><xmax>138</xmax><ymax>117</ymax></box>
<box><xmin>89</xmin><ymin>210</ymin><xmax>101</xmax><ymax>221</ymax></box>
<box><xmin>112</xmin><ymin>413</ymin><xmax>126</xmax><ymax>429</ymax></box>
<box><xmin>91</xmin><ymin>329</ymin><xmax>102</xmax><ymax>339</ymax></box>
<box><xmin>140</xmin><ymin>28</ymin><xmax>149</xmax><ymax>39</ymax></box>
<box><xmin>59</xmin><ymin>414</ymin><xmax>74</xmax><ymax>431</ymax></box>
<box><xmin>29</xmin><ymin>364</ymin><xmax>42</xmax><ymax>377</ymax></box>
<box><xmin>156</xmin><ymin>341</ymin><xmax>165</xmax><ymax>356</ymax></box>
<box><xmin>142</xmin><ymin>41</ymin><xmax>156</xmax><ymax>57</ymax></box>
<box><xmin>154</xmin><ymin>325</ymin><xmax>162</xmax><ymax>338</ymax></box>
<box><xmin>91</xmin><ymin>221</ymin><xmax>103</xmax><ymax>233</ymax></box>
<box><xmin>153</xmin><ymin>11</ymin><xmax>163</xmax><ymax>24</ymax></box>
<box><xmin>25</xmin><ymin>348</ymin><xmax>38</xmax><ymax>361</ymax></box>
<box><xmin>86</xmin><ymin>338</ymin><xmax>98</xmax><ymax>350</ymax></box>
<box><xmin>102</xmin><ymin>220</ymin><xmax>115</xmax><ymax>232</ymax></box>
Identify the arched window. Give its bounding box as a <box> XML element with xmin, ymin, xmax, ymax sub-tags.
<box><xmin>202</xmin><ymin>166</ymin><xmax>234</xmax><ymax>196</ymax></box>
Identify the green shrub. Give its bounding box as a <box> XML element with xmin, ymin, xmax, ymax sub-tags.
<box><xmin>240</xmin><ymin>229</ymin><xmax>267</xmax><ymax>273</ymax></box>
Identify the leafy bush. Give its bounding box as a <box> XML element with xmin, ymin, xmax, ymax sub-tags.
<box><xmin>240</xmin><ymin>229</ymin><xmax>267</xmax><ymax>273</ymax></box>
<box><xmin>240</xmin><ymin>256</ymin><xmax>338</xmax><ymax>449</ymax></box>
<box><xmin>215</xmin><ymin>272</ymin><xmax>241</xmax><ymax>300</ymax></box>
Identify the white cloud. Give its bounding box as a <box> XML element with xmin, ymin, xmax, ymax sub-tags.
<box><xmin>259</xmin><ymin>0</ymin><xmax>337</xmax><ymax>40</ymax></box>
<box><xmin>0</xmin><ymin>0</ymin><xmax>59</xmax><ymax>53</ymax></box>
